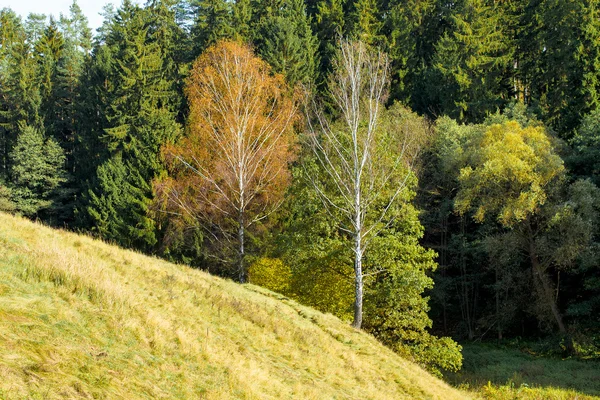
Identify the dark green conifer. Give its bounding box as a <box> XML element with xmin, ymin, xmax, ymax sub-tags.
<box><xmin>0</xmin><ymin>19</ymin><xmax>41</xmax><ymax>176</ymax></box>
<box><xmin>347</xmin><ymin>0</ymin><xmax>382</xmax><ymax>46</ymax></box>
<box><xmin>430</xmin><ymin>0</ymin><xmax>513</xmax><ymax>122</ymax></box>
<box><xmin>79</xmin><ymin>0</ymin><xmax>181</xmax><ymax>250</ymax></box>
<box><xmin>8</xmin><ymin>124</ymin><xmax>68</xmax><ymax>218</ymax></box>
<box><xmin>313</xmin><ymin>0</ymin><xmax>344</xmax><ymax>86</ymax></box>
<box><xmin>251</xmin><ymin>0</ymin><xmax>318</xmax><ymax>86</ymax></box>
<box><xmin>0</xmin><ymin>9</ymin><xmax>27</xmax><ymax>179</ymax></box>
<box><xmin>382</xmin><ymin>0</ymin><xmax>440</xmax><ymax>106</ymax></box>
<box><xmin>190</xmin><ymin>0</ymin><xmax>235</xmax><ymax>57</ymax></box>
<box><xmin>35</xmin><ymin>18</ymin><xmax>64</xmax><ymax>112</ymax></box>
<box><xmin>521</xmin><ymin>0</ymin><xmax>600</xmax><ymax>135</ymax></box>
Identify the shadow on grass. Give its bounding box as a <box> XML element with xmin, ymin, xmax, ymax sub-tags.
<box><xmin>445</xmin><ymin>343</ymin><xmax>600</xmax><ymax>398</ymax></box>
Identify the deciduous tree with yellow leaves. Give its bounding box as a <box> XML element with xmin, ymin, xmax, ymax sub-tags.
<box><xmin>154</xmin><ymin>40</ymin><xmax>299</xmax><ymax>282</ymax></box>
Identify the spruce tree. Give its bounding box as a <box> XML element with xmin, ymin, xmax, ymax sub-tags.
<box><xmin>347</xmin><ymin>0</ymin><xmax>382</xmax><ymax>46</ymax></box>
<box><xmin>430</xmin><ymin>0</ymin><xmax>513</xmax><ymax>122</ymax></box>
<box><xmin>381</xmin><ymin>0</ymin><xmax>439</xmax><ymax>106</ymax></box>
<box><xmin>8</xmin><ymin>124</ymin><xmax>68</xmax><ymax>218</ymax></box>
<box><xmin>190</xmin><ymin>0</ymin><xmax>235</xmax><ymax>57</ymax></box>
<box><xmin>251</xmin><ymin>0</ymin><xmax>318</xmax><ymax>86</ymax></box>
<box><xmin>0</xmin><ymin>17</ymin><xmax>41</xmax><ymax>177</ymax></box>
<box><xmin>79</xmin><ymin>0</ymin><xmax>181</xmax><ymax>250</ymax></box>
<box><xmin>232</xmin><ymin>0</ymin><xmax>252</xmax><ymax>41</ymax></box>
<box><xmin>35</xmin><ymin>17</ymin><xmax>64</xmax><ymax>116</ymax></box>
<box><xmin>51</xmin><ymin>22</ymin><xmax>89</xmax><ymax>169</ymax></box>
<box><xmin>521</xmin><ymin>0</ymin><xmax>600</xmax><ymax>135</ymax></box>
<box><xmin>313</xmin><ymin>0</ymin><xmax>344</xmax><ymax>86</ymax></box>
<box><xmin>0</xmin><ymin>9</ymin><xmax>27</xmax><ymax>179</ymax></box>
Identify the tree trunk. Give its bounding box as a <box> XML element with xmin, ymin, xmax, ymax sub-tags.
<box><xmin>353</xmin><ymin>236</ymin><xmax>363</xmax><ymax>329</ymax></box>
<box><xmin>496</xmin><ymin>265</ymin><xmax>502</xmax><ymax>341</ymax></box>
<box><xmin>352</xmin><ymin>187</ymin><xmax>363</xmax><ymax>329</ymax></box>
<box><xmin>441</xmin><ymin>215</ymin><xmax>448</xmax><ymax>335</ymax></box>
<box><xmin>527</xmin><ymin>226</ymin><xmax>566</xmax><ymax>334</ymax></box>
<box><xmin>238</xmin><ymin>212</ymin><xmax>245</xmax><ymax>283</ymax></box>
<box><xmin>459</xmin><ymin>217</ymin><xmax>474</xmax><ymax>340</ymax></box>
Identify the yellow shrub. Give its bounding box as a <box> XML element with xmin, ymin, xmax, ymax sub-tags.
<box><xmin>248</xmin><ymin>257</ymin><xmax>292</xmax><ymax>295</ymax></box>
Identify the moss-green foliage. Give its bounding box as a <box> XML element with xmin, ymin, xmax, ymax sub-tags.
<box><xmin>362</xmin><ymin>202</ymin><xmax>463</xmax><ymax>375</ymax></box>
<box><xmin>0</xmin><ymin>183</ymin><xmax>15</xmax><ymax>213</ymax></box>
<box><xmin>274</xmin><ymin>160</ymin><xmax>356</xmax><ymax>319</ymax></box>
<box><xmin>424</xmin><ymin>109</ymin><xmax>600</xmax><ymax>339</ymax></box>
<box><xmin>455</xmin><ymin>119</ymin><xmax>600</xmax><ymax>330</ymax></box>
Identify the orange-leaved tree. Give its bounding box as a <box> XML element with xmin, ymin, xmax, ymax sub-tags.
<box><xmin>154</xmin><ymin>40</ymin><xmax>299</xmax><ymax>282</ymax></box>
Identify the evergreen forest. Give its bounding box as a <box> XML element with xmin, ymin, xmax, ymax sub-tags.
<box><xmin>2</xmin><ymin>0</ymin><xmax>600</xmax><ymax>390</ymax></box>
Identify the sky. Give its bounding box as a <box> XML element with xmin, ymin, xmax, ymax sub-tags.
<box><xmin>2</xmin><ymin>0</ymin><xmax>138</xmax><ymax>32</ymax></box>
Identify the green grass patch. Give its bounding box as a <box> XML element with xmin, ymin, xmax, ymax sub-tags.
<box><xmin>446</xmin><ymin>343</ymin><xmax>600</xmax><ymax>399</ymax></box>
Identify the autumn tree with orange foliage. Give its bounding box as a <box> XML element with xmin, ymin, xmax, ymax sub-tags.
<box><xmin>154</xmin><ymin>40</ymin><xmax>298</xmax><ymax>282</ymax></box>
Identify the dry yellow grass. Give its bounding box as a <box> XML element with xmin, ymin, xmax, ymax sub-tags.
<box><xmin>0</xmin><ymin>212</ymin><xmax>473</xmax><ymax>399</ymax></box>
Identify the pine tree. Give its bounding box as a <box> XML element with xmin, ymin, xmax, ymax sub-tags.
<box><xmin>24</xmin><ymin>13</ymin><xmax>47</xmax><ymax>44</ymax></box>
<box><xmin>63</xmin><ymin>0</ymin><xmax>93</xmax><ymax>53</ymax></box>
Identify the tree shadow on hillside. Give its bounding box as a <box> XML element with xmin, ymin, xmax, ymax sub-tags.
<box><xmin>444</xmin><ymin>343</ymin><xmax>600</xmax><ymax>397</ymax></box>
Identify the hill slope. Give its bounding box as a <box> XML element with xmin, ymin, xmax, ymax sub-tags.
<box><xmin>0</xmin><ymin>213</ymin><xmax>470</xmax><ymax>399</ymax></box>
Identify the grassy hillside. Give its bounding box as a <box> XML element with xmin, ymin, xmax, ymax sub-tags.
<box><xmin>0</xmin><ymin>213</ymin><xmax>470</xmax><ymax>399</ymax></box>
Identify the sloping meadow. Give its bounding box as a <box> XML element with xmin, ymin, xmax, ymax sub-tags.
<box><xmin>0</xmin><ymin>213</ymin><xmax>470</xmax><ymax>399</ymax></box>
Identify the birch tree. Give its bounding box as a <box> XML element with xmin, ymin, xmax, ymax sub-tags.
<box><xmin>307</xmin><ymin>39</ymin><xmax>423</xmax><ymax>328</ymax></box>
<box><xmin>155</xmin><ymin>40</ymin><xmax>298</xmax><ymax>282</ymax></box>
